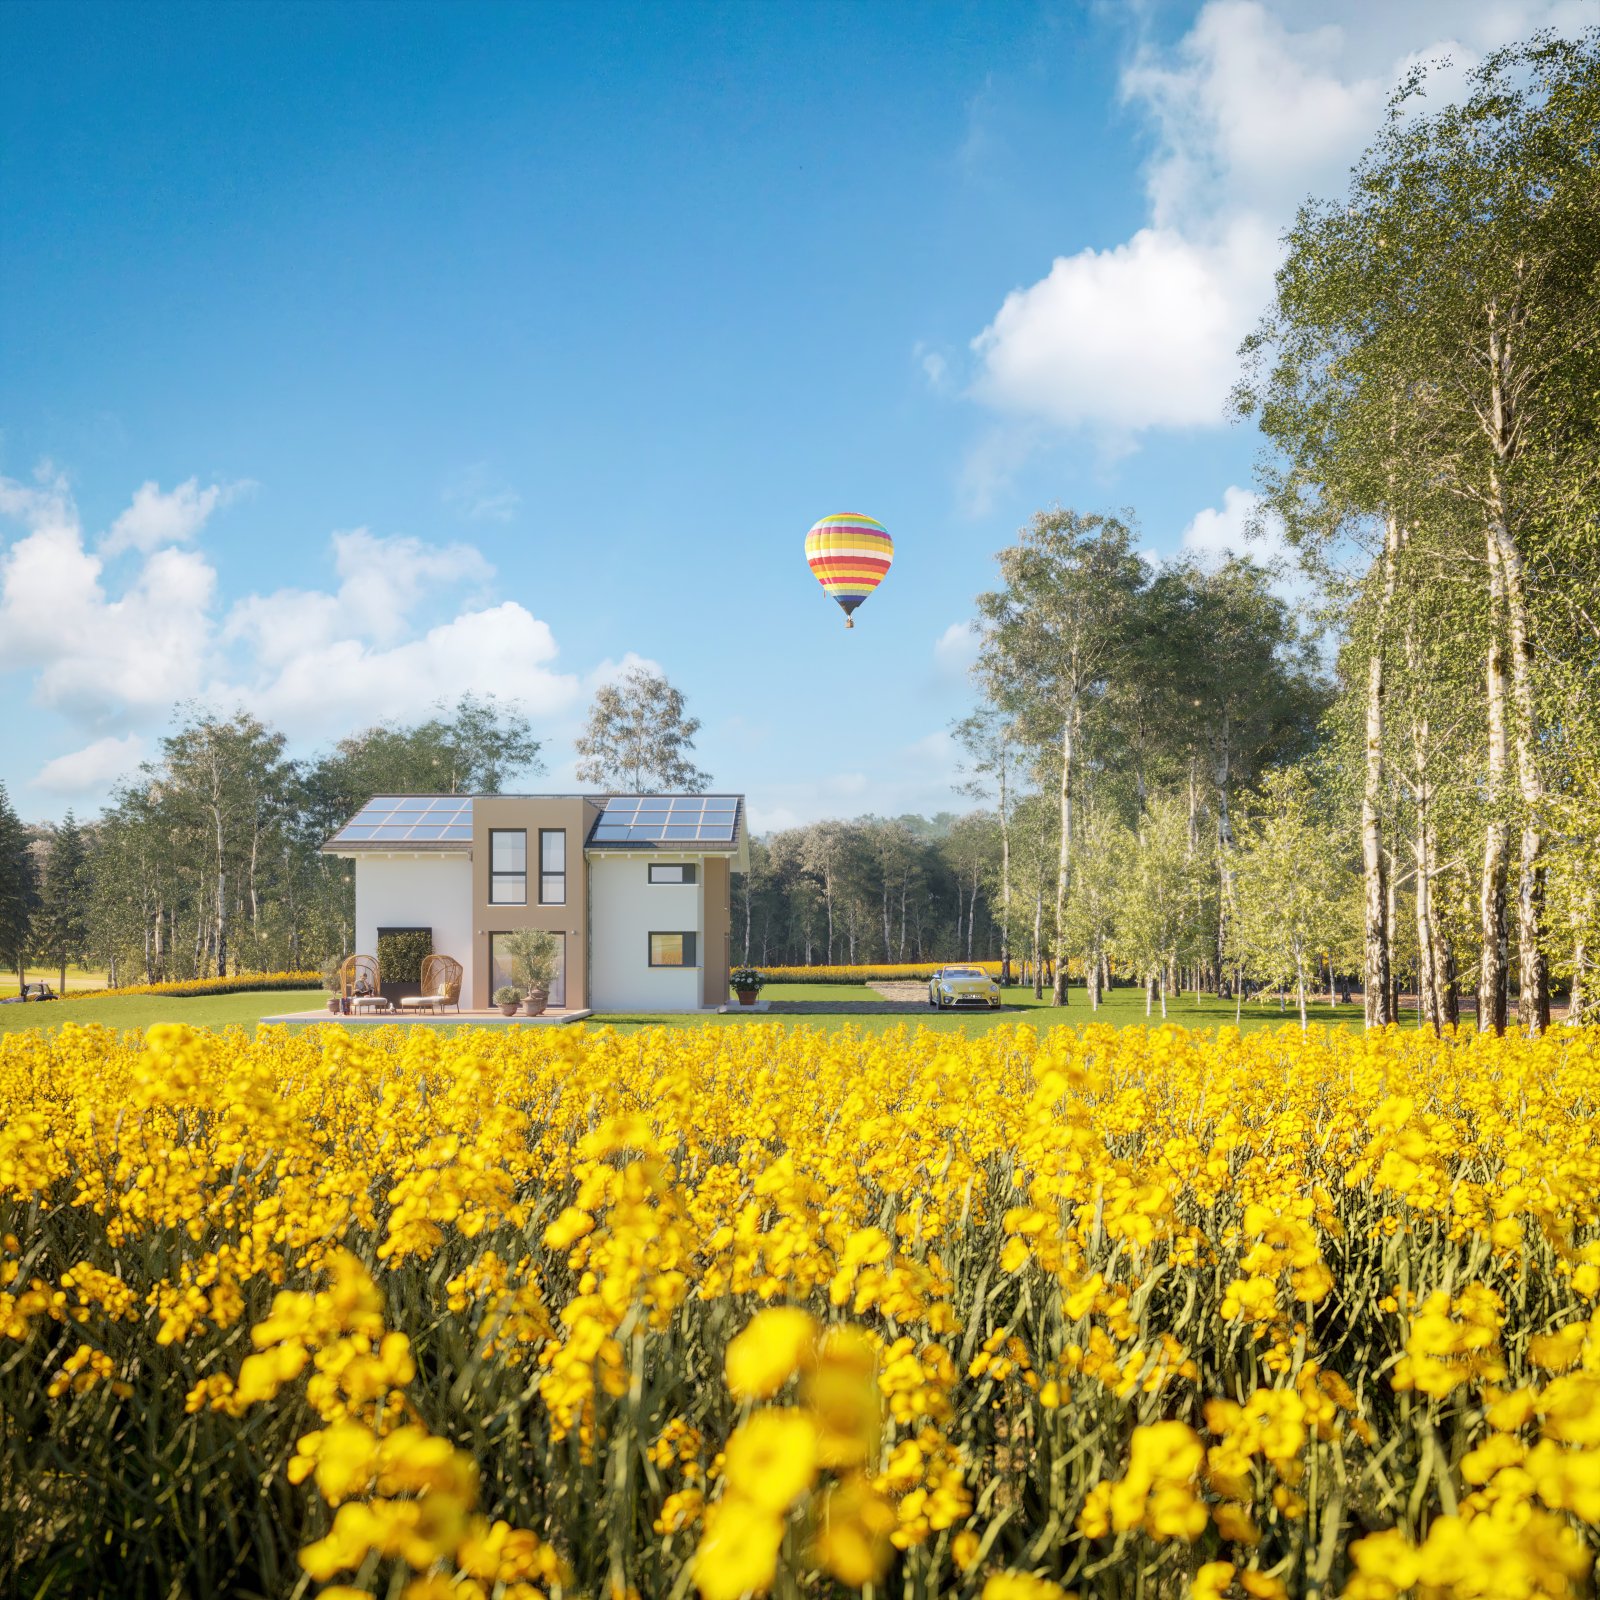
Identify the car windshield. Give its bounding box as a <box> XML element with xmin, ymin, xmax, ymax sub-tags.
<box><xmin>942</xmin><ymin>968</ymin><xmax>984</xmax><ymax>979</ymax></box>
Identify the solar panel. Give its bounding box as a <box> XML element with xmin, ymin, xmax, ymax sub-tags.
<box><xmin>589</xmin><ymin>795</ymin><xmax>741</xmax><ymax>846</ymax></box>
<box><xmin>327</xmin><ymin>795</ymin><xmax>475</xmax><ymax>846</ymax></box>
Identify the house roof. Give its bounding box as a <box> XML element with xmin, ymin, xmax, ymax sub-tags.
<box><xmin>324</xmin><ymin>794</ymin><xmax>473</xmax><ymax>850</ymax></box>
<box><xmin>585</xmin><ymin>794</ymin><xmax>743</xmax><ymax>850</ymax></box>
<box><xmin>322</xmin><ymin>792</ymin><xmax>747</xmax><ymax>864</ymax></box>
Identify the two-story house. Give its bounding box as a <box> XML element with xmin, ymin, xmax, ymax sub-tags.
<box><xmin>321</xmin><ymin>793</ymin><xmax>745</xmax><ymax>1012</ymax></box>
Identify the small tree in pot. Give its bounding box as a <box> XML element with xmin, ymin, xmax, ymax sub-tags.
<box><xmin>504</xmin><ymin>929</ymin><xmax>560</xmax><ymax>1016</ymax></box>
<box><xmin>731</xmin><ymin>966</ymin><xmax>765</xmax><ymax>1006</ymax></box>
<box><xmin>493</xmin><ymin>984</ymin><xmax>524</xmax><ymax>1018</ymax></box>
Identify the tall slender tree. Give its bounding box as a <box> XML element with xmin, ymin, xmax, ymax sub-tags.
<box><xmin>35</xmin><ymin>811</ymin><xmax>91</xmax><ymax>995</ymax></box>
<box><xmin>0</xmin><ymin>783</ymin><xmax>38</xmax><ymax>994</ymax></box>
<box><xmin>975</xmin><ymin>511</ymin><xmax>1145</xmax><ymax>1004</ymax></box>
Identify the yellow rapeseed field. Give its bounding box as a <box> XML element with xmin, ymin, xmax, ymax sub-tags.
<box><xmin>1</xmin><ymin>1019</ymin><xmax>1597</xmax><ymax>1600</ymax></box>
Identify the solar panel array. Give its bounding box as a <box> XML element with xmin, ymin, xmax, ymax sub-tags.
<box><xmin>327</xmin><ymin>795</ymin><xmax>474</xmax><ymax>845</ymax></box>
<box><xmin>589</xmin><ymin>795</ymin><xmax>741</xmax><ymax>845</ymax></box>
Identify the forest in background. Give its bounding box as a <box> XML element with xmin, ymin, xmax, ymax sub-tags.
<box><xmin>1</xmin><ymin>36</ymin><xmax>1595</xmax><ymax>1030</ymax></box>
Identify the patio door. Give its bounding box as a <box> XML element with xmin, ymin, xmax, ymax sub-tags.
<box><xmin>489</xmin><ymin>932</ymin><xmax>566</xmax><ymax>1008</ymax></box>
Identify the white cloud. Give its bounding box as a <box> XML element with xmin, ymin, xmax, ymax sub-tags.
<box><xmin>965</xmin><ymin>0</ymin><xmax>1587</xmax><ymax>446</ymax></box>
<box><xmin>970</xmin><ymin>217</ymin><xmax>1278</xmax><ymax>432</ymax></box>
<box><xmin>102</xmin><ymin>477</ymin><xmax>244</xmax><ymax>556</ymax></box>
<box><xmin>0</xmin><ymin>465</ymin><xmax>599</xmax><ymax>771</ymax></box>
<box><xmin>33</xmin><ymin>734</ymin><xmax>146</xmax><ymax>795</ymax></box>
<box><xmin>1181</xmin><ymin>484</ymin><xmax>1268</xmax><ymax>561</ymax></box>
<box><xmin>933</xmin><ymin>620</ymin><xmax>982</xmax><ymax>678</ymax></box>
<box><xmin>1179</xmin><ymin>484</ymin><xmax>1308</xmax><ymax>602</ymax></box>
<box><xmin>443</xmin><ymin>463</ymin><xmax>521</xmax><ymax>523</ymax></box>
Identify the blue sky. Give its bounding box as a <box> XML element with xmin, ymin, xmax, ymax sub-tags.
<box><xmin>1</xmin><ymin>0</ymin><xmax>1585</xmax><ymax>828</ymax></box>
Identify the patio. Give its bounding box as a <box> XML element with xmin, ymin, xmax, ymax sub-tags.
<box><xmin>259</xmin><ymin>1005</ymin><xmax>593</xmax><ymax>1026</ymax></box>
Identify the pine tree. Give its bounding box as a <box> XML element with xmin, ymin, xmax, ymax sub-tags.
<box><xmin>36</xmin><ymin>810</ymin><xmax>92</xmax><ymax>995</ymax></box>
<box><xmin>0</xmin><ymin>783</ymin><xmax>39</xmax><ymax>995</ymax></box>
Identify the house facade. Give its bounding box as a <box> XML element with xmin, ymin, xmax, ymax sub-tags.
<box><xmin>322</xmin><ymin>793</ymin><xmax>745</xmax><ymax>1011</ymax></box>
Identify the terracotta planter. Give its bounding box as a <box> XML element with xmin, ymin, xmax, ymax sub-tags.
<box><xmin>735</xmin><ymin>989</ymin><xmax>760</xmax><ymax>1006</ymax></box>
<box><xmin>522</xmin><ymin>984</ymin><xmax>549</xmax><ymax>1017</ymax></box>
<box><xmin>497</xmin><ymin>1001</ymin><xmax>520</xmax><ymax>1017</ymax></box>
<box><xmin>327</xmin><ymin>997</ymin><xmax>340</xmax><ymax>1014</ymax></box>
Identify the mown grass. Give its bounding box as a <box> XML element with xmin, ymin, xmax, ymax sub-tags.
<box><xmin>0</xmin><ymin>982</ymin><xmax>1401</xmax><ymax>1038</ymax></box>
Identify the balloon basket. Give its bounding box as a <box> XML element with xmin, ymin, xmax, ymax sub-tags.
<box><xmin>844</xmin><ymin>617</ymin><xmax>854</xmax><ymax>629</ymax></box>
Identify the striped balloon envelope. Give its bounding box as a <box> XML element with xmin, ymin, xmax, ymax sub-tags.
<box><xmin>804</xmin><ymin>512</ymin><xmax>894</xmax><ymax>628</ymax></box>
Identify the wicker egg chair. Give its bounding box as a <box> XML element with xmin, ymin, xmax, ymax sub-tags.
<box><xmin>401</xmin><ymin>953</ymin><xmax>463</xmax><ymax>1014</ymax></box>
<box><xmin>339</xmin><ymin>953</ymin><xmax>380</xmax><ymax>1002</ymax></box>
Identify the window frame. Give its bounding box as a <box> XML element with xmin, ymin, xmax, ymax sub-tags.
<box><xmin>647</xmin><ymin>931</ymin><xmax>699</xmax><ymax>968</ymax></box>
<box><xmin>538</xmin><ymin>828</ymin><xmax>567</xmax><ymax>905</ymax></box>
<box><xmin>488</xmin><ymin>829</ymin><xmax>527</xmax><ymax>905</ymax></box>
<box><xmin>648</xmin><ymin>862</ymin><xmax>698</xmax><ymax>885</ymax></box>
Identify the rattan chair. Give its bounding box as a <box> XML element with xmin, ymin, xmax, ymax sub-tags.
<box><xmin>400</xmin><ymin>953</ymin><xmax>463</xmax><ymax>1014</ymax></box>
<box><xmin>339</xmin><ymin>954</ymin><xmax>382</xmax><ymax>1009</ymax></box>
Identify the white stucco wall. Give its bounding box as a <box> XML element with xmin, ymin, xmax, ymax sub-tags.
<box><xmin>354</xmin><ymin>854</ymin><xmax>475</xmax><ymax>1000</ymax></box>
<box><xmin>588</xmin><ymin>854</ymin><xmax>704</xmax><ymax>1012</ymax></box>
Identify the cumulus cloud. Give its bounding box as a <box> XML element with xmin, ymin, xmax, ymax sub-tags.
<box><xmin>32</xmin><ymin>734</ymin><xmax>147</xmax><ymax>795</ymax></box>
<box><xmin>970</xmin><ymin>217</ymin><xmax>1278</xmax><ymax>433</ymax></box>
<box><xmin>1179</xmin><ymin>484</ymin><xmax>1308</xmax><ymax>602</ymax></box>
<box><xmin>964</xmin><ymin>0</ymin><xmax>1587</xmax><ymax>448</ymax></box>
<box><xmin>933</xmin><ymin>620</ymin><xmax>982</xmax><ymax>678</ymax></box>
<box><xmin>0</xmin><ymin>466</ymin><xmax>601</xmax><ymax>786</ymax></box>
<box><xmin>101</xmin><ymin>477</ymin><xmax>245</xmax><ymax>556</ymax></box>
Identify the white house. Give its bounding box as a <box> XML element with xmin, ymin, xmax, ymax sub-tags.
<box><xmin>322</xmin><ymin>792</ymin><xmax>747</xmax><ymax>1011</ymax></box>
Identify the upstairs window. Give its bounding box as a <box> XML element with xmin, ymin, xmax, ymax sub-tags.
<box><xmin>540</xmin><ymin>829</ymin><xmax>567</xmax><ymax>905</ymax></box>
<box><xmin>489</xmin><ymin>830</ymin><xmax>526</xmax><ymax>904</ymax></box>
<box><xmin>648</xmin><ymin>863</ymin><xmax>697</xmax><ymax>885</ymax></box>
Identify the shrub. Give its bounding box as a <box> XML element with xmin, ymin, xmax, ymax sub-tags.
<box><xmin>377</xmin><ymin>928</ymin><xmax>432</xmax><ymax>985</ymax></box>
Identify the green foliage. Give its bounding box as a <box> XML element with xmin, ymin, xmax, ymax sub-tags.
<box><xmin>33</xmin><ymin>812</ymin><xmax>91</xmax><ymax>985</ymax></box>
<box><xmin>574</xmin><ymin>666</ymin><xmax>709</xmax><ymax>793</ymax></box>
<box><xmin>501</xmin><ymin>928</ymin><xmax>559</xmax><ymax>990</ymax></box>
<box><xmin>492</xmin><ymin>984</ymin><xmax>524</xmax><ymax>1007</ymax></box>
<box><xmin>0</xmin><ymin>783</ymin><xmax>40</xmax><ymax>989</ymax></box>
<box><xmin>729</xmin><ymin>967</ymin><xmax>765</xmax><ymax>991</ymax></box>
<box><xmin>377</xmin><ymin>928</ymin><xmax>432</xmax><ymax>985</ymax></box>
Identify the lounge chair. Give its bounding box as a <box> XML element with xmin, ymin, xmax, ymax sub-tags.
<box><xmin>400</xmin><ymin>953</ymin><xmax>463</xmax><ymax>1014</ymax></box>
<box><xmin>339</xmin><ymin>954</ymin><xmax>381</xmax><ymax>1009</ymax></box>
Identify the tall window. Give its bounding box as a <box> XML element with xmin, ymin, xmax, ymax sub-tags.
<box><xmin>539</xmin><ymin>829</ymin><xmax>566</xmax><ymax>905</ymax></box>
<box><xmin>489</xmin><ymin>830</ymin><xmax>526</xmax><ymax>904</ymax></box>
<box><xmin>649</xmin><ymin>932</ymin><xmax>698</xmax><ymax>967</ymax></box>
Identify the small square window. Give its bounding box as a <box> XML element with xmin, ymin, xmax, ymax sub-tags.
<box><xmin>648</xmin><ymin>932</ymin><xmax>698</xmax><ymax>967</ymax></box>
<box><xmin>648</xmin><ymin>863</ymin><xmax>697</xmax><ymax>885</ymax></box>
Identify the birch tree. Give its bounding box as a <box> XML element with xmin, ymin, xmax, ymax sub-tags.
<box><xmin>574</xmin><ymin>668</ymin><xmax>709</xmax><ymax>794</ymax></box>
<box><xmin>975</xmin><ymin>511</ymin><xmax>1144</xmax><ymax>1004</ymax></box>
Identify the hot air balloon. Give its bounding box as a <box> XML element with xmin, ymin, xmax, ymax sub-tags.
<box><xmin>805</xmin><ymin>513</ymin><xmax>893</xmax><ymax>628</ymax></box>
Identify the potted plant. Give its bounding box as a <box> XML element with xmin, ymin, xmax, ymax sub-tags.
<box><xmin>504</xmin><ymin>929</ymin><xmax>560</xmax><ymax>1016</ymax></box>
<box><xmin>322</xmin><ymin>957</ymin><xmax>342</xmax><ymax>1014</ymax></box>
<box><xmin>493</xmin><ymin>984</ymin><xmax>524</xmax><ymax>1018</ymax></box>
<box><xmin>731</xmin><ymin>966</ymin><xmax>765</xmax><ymax>1006</ymax></box>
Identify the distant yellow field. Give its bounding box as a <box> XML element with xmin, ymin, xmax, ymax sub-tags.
<box><xmin>1</xmin><ymin>1020</ymin><xmax>1596</xmax><ymax>1598</ymax></box>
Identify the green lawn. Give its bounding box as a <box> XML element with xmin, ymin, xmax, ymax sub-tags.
<box><xmin>0</xmin><ymin>990</ymin><xmax>328</xmax><ymax>1036</ymax></box>
<box><xmin>0</xmin><ymin>981</ymin><xmax>1395</xmax><ymax>1040</ymax></box>
<box><xmin>594</xmin><ymin>981</ymin><xmax>1393</xmax><ymax>1034</ymax></box>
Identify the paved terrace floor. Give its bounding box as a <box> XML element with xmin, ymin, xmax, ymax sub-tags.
<box><xmin>260</xmin><ymin>1006</ymin><xmax>594</xmax><ymax>1025</ymax></box>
